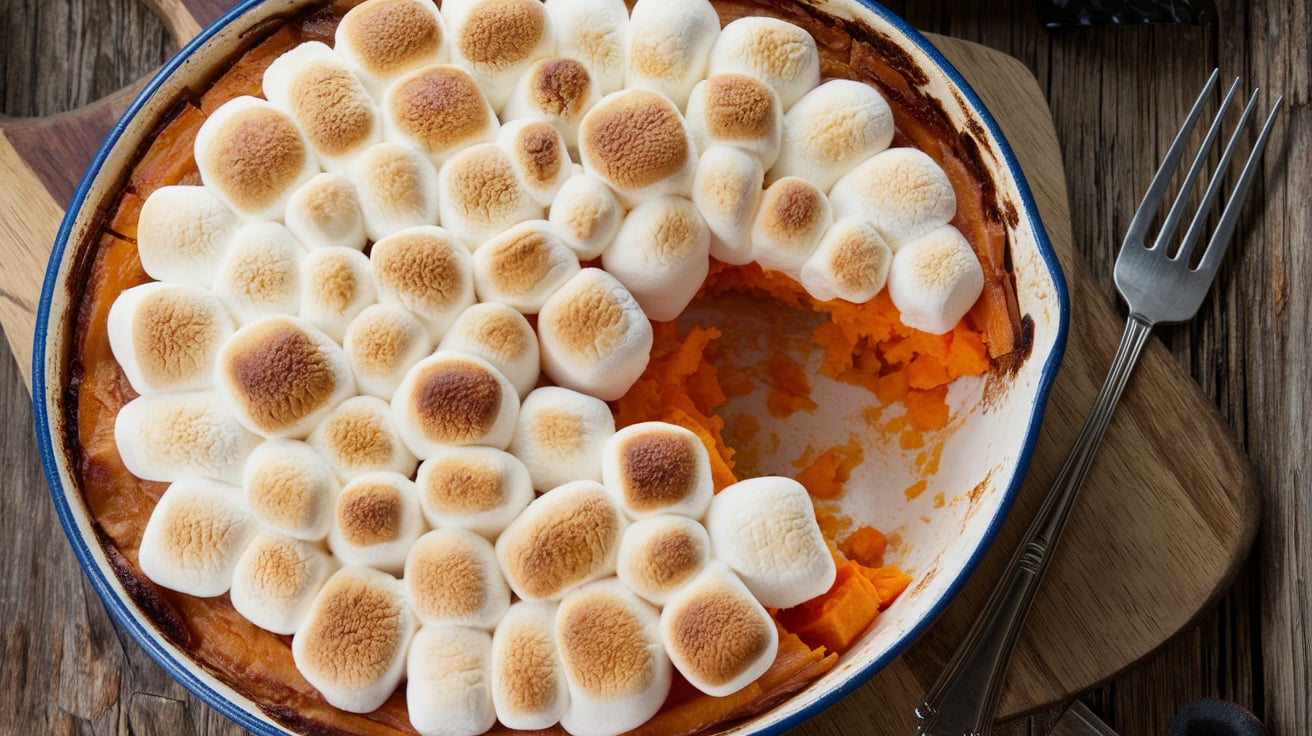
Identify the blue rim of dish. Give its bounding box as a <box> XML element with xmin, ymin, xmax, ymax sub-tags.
<box><xmin>30</xmin><ymin>0</ymin><xmax>1071</xmax><ymax>733</ymax></box>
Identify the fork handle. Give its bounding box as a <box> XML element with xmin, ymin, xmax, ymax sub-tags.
<box><xmin>915</xmin><ymin>314</ymin><xmax>1155</xmax><ymax>736</ymax></box>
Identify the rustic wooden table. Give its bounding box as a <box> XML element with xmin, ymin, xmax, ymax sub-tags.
<box><xmin>1</xmin><ymin>0</ymin><xmax>1306</xmax><ymax>734</ymax></box>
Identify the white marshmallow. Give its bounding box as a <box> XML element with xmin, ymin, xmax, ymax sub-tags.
<box><xmin>692</xmin><ymin>145</ymin><xmax>763</xmax><ymax>266</ymax></box>
<box><xmin>536</xmin><ymin>268</ymin><xmax>653</xmax><ymax>401</ymax></box>
<box><xmin>578</xmin><ymin>89</ymin><xmax>697</xmax><ymax>207</ymax></box>
<box><xmin>707</xmin><ymin>17</ymin><xmax>821</xmax><ymax>109</ymax></box>
<box><xmin>300</xmin><ymin>247</ymin><xmax>377</xmax><ymax>342</ymax></box>
<box><xmin>437</xmin><ymin>302</ymin><xmax>540</xmax><ymax>397</ymax></box>
<box><xmin>446</xmin><ymin>0</ymin><xmax>556</xmax><ymax>112</ymax></box>
<box><xmin>544</xmin><ymin>0</ymin><xmax>628</xmax><ymax>94</ymax></box>
<box><xmin>137</xmin><ymin>478</ymin><xmax>256</xmax><ymax>598</ymax></box>
<box><xmin>828</xmin><ymin>147</ymin><xmax>957</xmax><ymax>249</ymax></box>
<box><xmin>107</xmin><ymin>282</ymin><xmax>234</xmax><ymax>395</ymax></box>
<box><xmin>495</xmin><ymin>480</ymin><xmax>626</xmax><ymax>601</ymax></box>
<box><xmin>616</xmin><ymin>515</ymin><xmax>711</xmax><ymax>606</ymax></box>
<box><xmin>415</xmin><ymin>445</ymin><xmax>533</xmax><ymax>538</ymax></box>
<box><xmin>308</xmin><ymin>395</ymin><xmax>419</xmax><ymax>482</ymax></box>
<box><xmin>886</xmin><ymin>224</ymin><xmax>984</xmax><ymax>335</ymax></box>
<box><xmin>214</xmin><ymin>315</ymin><xmax>356</xmax><ymax>439</ymax></box>
<box><xmin>751</xmin><ymin>176</ymin><xmax>833</xmax><ymax>275</ymax></box>
<box><xmin>491</xmin><ymin>600</ymin><xmax>568</xmax><ymax>730</ymax></box>
<box><xmin>686</xmin><ymin>74</ymin><xmax>783</xmax><ymax>170</ymax></box>
<box><xmin>229</xmin><ymin>531</ymin><xmax>337</xmax><ymax>635</ymax></box>
<box><xmin>406</xmin><ymin>625</ymin><xmax>497</xmax><ymax>736</ymax></box>
<box><xmin>556</xmin><ymin>579</ymin><xmax>671</xmax><ymax>736</ymax></box>
<box><xmin>194</xmin><ymin>96</ymin><xmax>319</xmax><ymax>221</ymax></box>
<box><xmin>472</xmin><ymin>220</ymin><xmax>580</xmax><ymax>313</ymax></box>
<box><xmin>800</xmin><ymin>218</ymin><xmax>893</xmax><ymax>303</ymax></box>
<box><xmin>624</xmin><ymin>0</ymin><xmax>720</xmax><ymax>109</ymax></box>
<box><xmin>293</xmin><ymin>565</ymin><xmax>415</xmax><ymax>713</ymax></box>
<box><xmin>335</xmin><ymin>0</ymin><xmax>449</xmax><ymax>98</ymax></box>
<box><xmin>350</xmin><ymin>142</ymin><xmax>440</xmax><ymax>242</ymax></box>
<box><xmin>327</xmin><ymin>471</ymin><xmax>426</xmax><ymax>575</ymax></box>
<box><xmin>212</xmin><ymin>222</ymin><xmax>306</xmax><ymax>325</ymax></box>
<box><xmin>405</xmin><ymin>528</ymin><xmax>510</xmax><ymax>629</ymax></box>
<box><xmin>501</xmin><ymin>57</ymin><xmax>600</xmax><ymax>149</ymax></box>
<box><xmin>243</xmin><ymin>439</ymin><xmax>339</xmax><ymax>541</ymax></box>
<box><xmin>371</xmin><ymin>226</ymin><xmax>475</xmax><ymax>341</ymax></box>
<box><xmin>284</xmin><ymin>172</ymin><xmax>368</xmax><ymax>251</ymax></box>
<box><xmin>498</xmin><ymin>119</ymin><xmax>574</xmax><ymax>207</ymax></box>
<box><xmin>660</xmin><ymin>562</ymin><xmax>778</xmax><ymax>697</ymax></box>
<box><xmin>438</xmin><ymin>143</ymin><xmax>544</xmax><ymax>249</ymax></box>
<box><xmin>547</xmin><ymin>173</ymin><xmax>622</xmax><ymax>260</ymax></box>
<box><xmin>508</xmin><ymin>386</ymin><xmax>615</xmax><ymax>492</ymax></box>
<box><xmin>769</xmin><ymin>79</ymin><xmax>895</xmax><ymax>192</ymax></box>
<box><xmin>601</xmin><ymin>195</ymin><xmax>710</xmax><ymax>322</ymax></box>
<box><xmin>136</xmin><ymin>185</ymin><xmax>238</xmax><ymax>286</ymax></box>
<box><xmin>115</xmin><ymin>391</ymin><xmax>260</xmax><ymax>485</ymax></box>
<box><xmin>263</xmin><ymin>41</ymin><xmax>381</xmax><ymax>172</ymax></box>
<box><xmin>602</xmin><ymin>421</ymin><xmax>714</xmax><ymax>520</ymax></box>
<box><xmin>391</xmin><ymin>351</ymin><xmax>521</xmax><ymax>455</ymax></box>
<box><xmin>704</xmin><ymin>476</ymin><xmax>836</xmax><ymax>609</ymax></box>
<box><xmin>382</xmin><ymin>64</ymin><xmax>499</xmax><ymax>166</ymax></box>
<box><xmin>343</xmin><ymin>303</ymin><xmax>434</xmax><ymax>400</ymax></box>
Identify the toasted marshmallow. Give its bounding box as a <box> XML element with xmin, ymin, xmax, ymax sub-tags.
<box><xmin>243</xmin><ymin>439</ymin><xmax>339</xmax><ymax>541</ymax></box>
<box><xmin>406</xmin><ymin>528</ymin><xmax>510</xmax><ymax>628</ymax></box>
<box><xmin>447</xmin><ymin>0</ymin><xmax>555</xmax><ymax>112</ymax></box>
<box><xmin>392</xmin><ymin>351</ymin><xmax>521</xmax><ymax>455</ymax></box>
<box><xmin>115</xmin><ymin>391</ymin><xmax>260</xmax><ymax>485</ymax></box>
<box><xmin>351</xmin><ymin>142</ymin><xmax>440</xmax><ymax>242</ymax></box>
<box><xmin>472</xmin><ymin>221</ymin><xmax>580</xmax><ymax>313</ymax></box>
<box><xmin>536</xmin><ymin>268</ymin><xmax>653</xmax><ymax>401</ymax></box>
<box><xmin>212</xmin><ymin>222</ymin><xmax>305</xmax><ymax>325</ymax></box>
<box><xmin>617</xmin><ymin>515</ymin><xmax>711</xmax><ymax>606</ymax></box>
<box><xmin>707</xmin><ymin>18</ymin><xmax>821</xmax><ymax>109</ymax></box>
<box><xmin>828</xmin><ymin>147</ymin><xmax>957</xmax><ymax>249</ymax></box>
<box><xmin>491</xmin><ymin>600</ymin><xmax>568</xmax><ymax>730</ymax></box>
<box><xmin>371</xmin><ymin>226</ymin><xmax>475</xmax><ymax>340</ymax></box>
<box><xmin>438</xmin><ymin>143</ymin><xmax>544</xmax><ymax>248</ymax></box>
<box><xmin>751</xmin><ymin>176</ymin><xmax>833</xmax><ymax>275</ymax></box>
<box><xmin>136</xmin><ymin>185</ymin><xmax>238</xmax><ymax>286</ymax></box>
<box><xmin>498</xmin><ymin>120</ymin><xmax>574</xmax><ymax>207</ymax></box>
<box><xmin>578</xmin><ymin>89</ymin><xmax>696</xmax><ymax>207</ymax></box>
<box><xmin>383</xmin><ymin>64</ymin><xmax>499</xmax><ymax>165</ymax></box>
<box><xmin>308</xmin><ymin>395</ymin><xmax>419</xmax><ymax>482</ymax></box>
<box><xmin>335</xmin><ymin>0</ymin><xmax>448</xmax><ymax>97</ymax></box>
<box><xmin>327</xmin><ymin>471</ymin><xmax>426</xmax><ymax>575</ymax></box>
<box><xmin>415</xmin><ymin>446</ymin><xmax>533</xmax><ymax>538</ymax></box>
<box><xmin>886</xmin><ymin>225</ymin><xmax>984</xmax><ymax>335</ymax></box>
<box><xmin>496</xmin><ymin>480</ymin><xmax>625</xmax><ymax>600</ymax></box>
<box><xmin>406</xmin><ymin>626</ymin><xmax>497</xmax><ymax>736</ymax></box>
<box><xmin>230</xmin><ymin>531</ymin><xmax>337</xmax><ymax>635</ymax></box>
<box><xmin>107</xmin><ymin>282</ymin><xmax>234</xmax><ymax>395</ymax></box>
<box><xmin>343</xmin><ymin>303</ymin><xmax>434</xmax><ymax>400</ymax></box>
<box><xmin>686</xmin><ymin>74</ymin><xmax>783</xmax><ymax>170</ymax></box>
<box><xmin>544</xmin><ymin>0</ymin><xmax>628</xmax><ymax>94</ymax></box>
<box><xmin>437</xmin><ymin>302</ymin><xmax>540</xmax><ymax>397</ymax></box>
<box><xmin>263</xmin><ymin>41</ymin><xmax>381</xmax><ymax>171</ymax></box>
<box><xmin>800</xmin><ymin>219</ymin><xmax>893</xmax><ymax>303</ymax></box>
<box><xmin>602</xmin><ymin>422</ymin><xmax>713</xmax><ymax>520</ymax></box>
<box><xmin>194</xmin><ymin>96</ymin><xmax>318</xmax><ymax>221</ymax></box>
<box><xmin>556</xmin><ymin>579</ymin><xmax>671</xmax><ymax>736</ymax></box>
<box><xmin>138</xmin><ymin>478</ymin><xmax>256</xmax><ymax>597</ymax></box>
<box><xmin>601</xmin><ymin>196</ymin><xmax>710</xmax><ymax>322</ymax></box>
<box><xmin>293</xmin><ymin>565</ymin><xmax>415</xmax><ymax>713</ymax></box>
<box><xmin>501</xmin><ymin>57</ymin><xmax>600</xmax><ymax>148</ymax></box>
<box><xmin>547</xmin><ymin>174</ymin><xmax>622</xmax><ymax>260</ymax></box>
<box><xmin>285</xmin><ymin>173</ymin><xmax>367</xmax><ymax>251</ymax></box>
<box><xmin>300</xmin><ymin>247</ymin><xmax>377</xmax><ymax>342</ymax></box>
<box><xmin>508</xmin><ymin>386</ymin><xmax>614</xmax><ymax>491</ymax></box>
<box><xmin>692</xmin><ymin>146</ymin><xmax>763</xmax><ymax>265</ymax></box>
<box><xmin>660</xmin><ymin>562</ymin><xmax>778</xmax><ymax>697</ymax></box>
<box><xmin>214</xmin><ymin>315</ymin><xmax>356</xmax><ymax>439</ymax></box>
<box><xmin>704</xmin><ymin>476</ymin><xmax>836</xmax><ymax>608</ymax></box>
<box><xmin>625</xmin><ymin>0</ymin><xmax>720</xmax><ymax>109</ymax></box>
<box><xmin>769</xmin><ymin>79</ymin><xmax>895</xmax><ymax>192</ymax></box>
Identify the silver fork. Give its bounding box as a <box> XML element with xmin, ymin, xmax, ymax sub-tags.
<box><xmin>914</xmin><ymin>70</ymin><xmax>1282</xmax><ymax>736</ymax></box>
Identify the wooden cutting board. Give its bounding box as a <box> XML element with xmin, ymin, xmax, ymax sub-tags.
<box><xmin>0</xmin><ymin>1</ymin><xmax>1260</xmax><ymax>733</ymax></box>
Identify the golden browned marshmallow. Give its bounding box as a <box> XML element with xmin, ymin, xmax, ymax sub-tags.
<box><xmin>692</xmin><ymin>145</ymin><xmax>764</xmax><ymax>266</ymax></box>
<box><xmin>508</xmin><ymin>386</ymin><xmax>615</xmax><ymax>491</ymax></box>
<box><xmin>438</xmin><ymin>143</ymin><xmax>544</xmax><ymax>248</ymax></box>
<box><xmin>556</xmin><ymin>579</ymin><xmax>671</xmax><ymax>736</ymax></box>
<box><xmin>343</xmin><ymin>303</ymin><xmax>434</xmax><ymax>400</ymax></box>
<box><xmin>544</xmin><ymin>0</ymin><xmax>628</xmax><ymax>94</ymax></box>
<box><xmin>350</xmin><ymin>142</ymin><xmax>440</xmax><ymax>242</ymax></box>
<box><xmin>751</xmin><ymin>176</ymin><xmax>833</xmax><ymax>275</ymax></box>
<box><xmin>601</xmin><ymin>421</ymin><xmax>713</xmax><ymax>520</ymax></box>
<box><xmin>212</xmin><ymin>222</ymin><xmax>306</xmax><ymax>325</ymax></box>
<box><xmin>547</xmin><ymin>173</ymin><xmax>622</xmax><ymax>260</ymax></box>
<box><xmin>335</xmin><ymin>0</ymin><xmax>449</xmax><ymax>97</ymax></box>
<box><xmin>886</xmin><ymin>224</ymin><xmax>984</xmax><ymax>335</ymax></box>
<box><xmin>685</xmin><ymin>74</ymin><xmax>783</xmax><ymax>170</ymax></box>
<box><xmin>107</xmin><ymin>282</ymin><xmax>235</xmax><ymax>395</ymax></box>
<box><xmin>491</xmin><ymin>600</ymin><xmax>568</xmax><ymax>730</ymax></box>
<box><xmin>415</xmin><ymin>446</ymin><xmax>533</xmax><ymax>538</ymax></box>
<box><xmin>498</xmin><ymin>119</ymin><xmax>574</xmax><ymax>207</ymax></box>
<box><xmin>243</xmin><ymin>439</ymin><xmax>339</xmax><ymax>541</ymax></box>
<box><xmin>407</xmin><ymin>625</ymin><xmax>497</xmax><ymax>736</ymax></box>
<box><xmin>578</xmin><ymin>89</ymin><xmax>696</xmax><ymax>207</ymax></box>
<box><xmin>536</xmin><ymin>268</ymin><xmax>654</xmax><ymax>401</ymax></box>
<box><xmin>472</xmin><ymin>220</ymin><xmax>580</xmax><ymax>314</ymax></box>
<box><xmin>135</xmin><ymin>185</ymin><xmax>238</xmax><ymax>286</ymax></box>
<box><xmin>300</xmin><ymin>246</ymin><xmax>377</xmax><ymax>342</ymax></box>
<box><xmin>624</xmin><ymin>0</ymin><xmax>720</xmax><ymax>109</ymax></box>
<box><xmin>114</xmin><ymin>391</ymin><xmax>261</xmax><ymax>486</ymax></box>
<box><xmin>194</xmin><ymin>96</ymin><xmax>318</xmax><ymax>221</ymax></box>
<box><xmin>214</xmin><ymin>315</ymin><xmax>356</xmax><ymax>439</ymax></box>
<box><xmin>828</xmin><ymin>147</ymin><xmax>958</xmax><ymax>250</ymax></box>
<box><xmin>308</xmin><ymin>395</ymin><xmax>419</xmax><ymax>482</ymax></box>
<box><xmin>327</xmin><ymin>471</ymin><xmax>426</xmax><ymax>575</ymax></box>
<box><xmin>263</xmin><ymin>41</ymin><xmax>381</xmax><ymax>171</ymax></box>
<box><xmin>382</xmin><ymin>64</ymin><xmax>499</xmax><ymax>166</ymax></box>
<box><xmin>405</xmin><ymin>528</ymin><xmax>509</xmax><ymax>629</ymax></box>
<box><xmin>447</xmin><ymin>0</ymin><xmax>555</xmax><ymax>112</ymax></box>
<box><xmin>800</xmin><ymin>218</ymin><xmax>893</xmax><ymax>303</ymax></box>
<box><xmin>292</xmin><ymin>565</ymin><xmax>416</xmax><ymax>713</ymax></box>
<box><xmin>501</xmin><ymin>57</ymin><xmax>600</xmax><ymax>149</ymax></box>
<box><xmin>707</xmin><ymin>17</ymin><xmax>821</xmax><ymax>109</ymax></box>
<box><xmin>616</xmin><ymin>515</ymin><xmax>711</xmax><ymax>606</ymax></box>
<box><xmin>285</xmin><ymin>172</ymin><xmax>367</xmax><ymax>251</ymax></box>
<box><xmin>769</xmin><ymin>79</ymin><xmax>895</xmax><ymax>192</ymax></box>
<box><xmin>600</xmin><ymin>195</ymin><xmax>710</xmax><ymax>322</ymax></box>
<box><xmin>495</xmin><ymin>480</ymin><xmax>626</xmax><ymax>601</ymax></box>
<box><xmin>659</xmin><ymin>562</ymin><xmax>778</xmax><ymax>697</ymax></box>
<box><xmin>371</xmin><ymin>226</ymin><xmax>475</xmax><ymax>340</ymax></box>
<box><xmin>229</xmin><ymin>530</ymin><xmax>337</xmax><ymax>635</ymax></box>
<box><xmin>391</xmin><ymin>351</ymin><xmax>521</xmax><ymax>456</ymax></box>
<box><xmin>138</xmin><ymin>478</ymin><xmax>256</xmax><ymax>598</ymax></box>
<box><xmin>437</xmin><ymin>301</ymin><xmax>540</xmax><ymax>397</ymax></box>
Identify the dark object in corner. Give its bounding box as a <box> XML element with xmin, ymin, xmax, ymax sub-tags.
<box><xmin>1167</xmin><ymin>698</ymin><xmax>1267</xmax><ymax>736</ymax></box>
<box><xmin>1040</xmin><ymin>0</ymin><xmax>1216</xmax><ymax>27</ymax></box>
